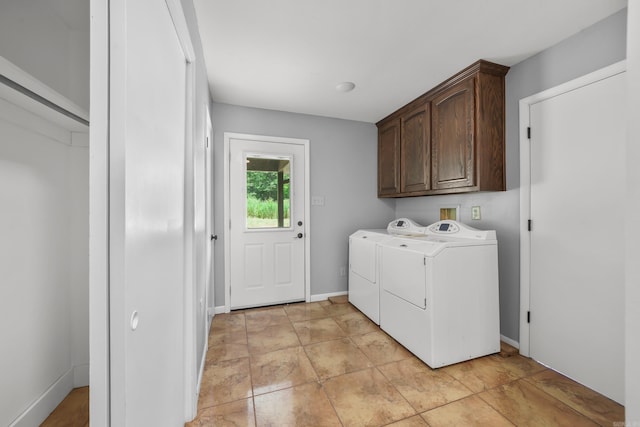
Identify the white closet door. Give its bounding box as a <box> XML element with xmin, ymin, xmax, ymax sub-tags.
<box><xmin>529</xmin><ymin>71</ymin><xmax>625</xmax><ymax>404</ymax></box>
<box><xmin>109</xmin><ymin>0</ymin><xmax>189</xmax><ymax>424</ymax></box>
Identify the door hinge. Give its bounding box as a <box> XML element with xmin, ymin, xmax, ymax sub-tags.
<box><xmin>423</xmin><ymin>257</ymin><xmax>426</xmax><ymax>265</ymax></box>
<box><xmin>424</xmin><ymin>298</ymin><xmax>427</xmax><ymax>307</ymax></box>
<box><xmin>527</xmin><ymin>127</ymin><xmax>531</xmax><ymax>139</ymax></box>
<box><xmin>527</xmin><ymin>311</ymin><xmax>531</xmax><ymax>323</ymax></box>
<box><xmin>528</xmin><ymin>220</ymin><xmax>532</xmax><ymax>231</ymax></box>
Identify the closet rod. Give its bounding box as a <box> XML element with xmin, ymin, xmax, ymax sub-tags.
<box><xmin>0</xmin><ymin>73</ymin><xmax>89</xmax><ymax>127</ymax></box>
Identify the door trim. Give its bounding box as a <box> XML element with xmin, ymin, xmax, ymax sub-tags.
<box><xmin>223</xmin><ymin>133</ymin><xmax>311</xmax><ymax>313</ymax></box>
<box><xmin>518</xmin><ymin>60</ymin><xmax>626</xmax><ymax>356</ymax></box>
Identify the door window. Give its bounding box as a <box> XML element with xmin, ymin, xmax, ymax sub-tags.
<box><xmin>245</xmin><ymin>154</ymin><xmax>291</xmax><ymax>229</ymax></box>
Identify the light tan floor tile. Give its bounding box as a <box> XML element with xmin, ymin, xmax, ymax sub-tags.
<box><xmin>250</xmin><ymin>346</ymin><xmax>317</xmax><ymax>395</ymax></box>
<box><xmin>440</xmin><ymin>355</ymin><xmax>523</xmax><ymax>393</ymax></box>
<box><xmin>322</xmin><ymin>301</ymin><xmax>358</xmax><ymax>317</ymax></box>
<box><xmin>479</xmin><ymin>379</ymin><xmax>599</xmax><ymax>426</ymax></box>
<box><xmin>318</xmin><ymin>300</ymin><xmax>332</xmax><ymax>307</ymax></box>
<box><xmin>245</xmin><ymin>306</ymin><xmax>290</xmax><ymax>332</ymax></box>
<box><xmin>208</xmin><ymin>328</ymin><xmax>247</xmax><ymax>347</ymax></box>
<box><xmin>351</xmin><ymin>330</ymin><xmax>413</xmax><ymax>365</ymax></box>
<box><xmin>499</xmin><ymin>341</ymin><xmax>519</xmax><ymax>357</ymax></box>
<box><xmin>304</xmin><ymin>337</ymin><xmax>373</xmax><ymax>379</ymax></box>
<box><xmin>524</xmin><ymin>369</ymin><xmax>624</xmax><ymax>425</ymax></box>
<box><xmin>186</xmin><ymin>398</ymin><xmax>255</xmax><ymax>427</ymax></box>
<box><xmin>41</xmin><ymin>387</ymin><xmax>89</xmax><ymax>427</ymax></box>
<box><xmin>284</xmin><ymin>301</ymin><xmax>329</xmax><ymax>321</ymax></box>
<box><xmin>292</xmin><ymin>317</ymin><xmax>347</xmax><ymax>345</ymax></box>
<box><xmin>328</xmin><ymin>294</ymin><xmax>349</xmax><ymax>304</ymax></box>
<box><xmin>386</xmin><ymin>415</ymin><xmax>430</xmax><ymax>426</ymax></box>
<box><xmin>253</xmin><ymin>382</ymin><xmax>341</xmax><ymax>426</ymax></box>
<box><xmin>378</xmin><ymin>357</ymin><xmax>473</xmax><ymax>412</ymax></box>
<box><xmin>324</xmin><ymin>368</ymin><xmax>416</xmax><ymax>426</ymax></box>
<box><xmin>491</xmin><ymin>353</ymin><xmax>547</xmax><ymax>378</ymax></box>
<box><xmin>205</xmin><ymin>341</ymin><xmax>249</xmax><ymax>364</ymax></box>
<box><xmin>333</xmin><ymin>311</ymin><xmax>379</xmax><ymax>335</ymax></box>
<box><xmin>198</xmin><ymin>358</ymin><xmax>253</xmax><ymax>409</ymax></box>
<box><xmin>210</xmin><ymin>313</ymin><xmax>246</xmax><ymax>333</ymax></box>
<box><xmin>247</xmin><ymin>323</ymin><xmax>300</xmax><ymax>354</ymax></box>
<box><xmin>421</xmin><ymin>395</ymin><xmax>514</xmax><ymax>427</ymax></box>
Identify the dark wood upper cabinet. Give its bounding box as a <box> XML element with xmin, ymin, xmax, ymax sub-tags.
<box><xmin>431</xmin><ymin>78</ymin><xmax>474</xmax><ymax>190</ymax></box>
<box><xmin>378</xmin><ymin>118</ymin><xmax>401</xmax><ymax>196</ymax></box>
<box><xmin>377</xmin><ymin>60</ymin><xmax>509</xmax><ymax>197</ymax></box>
<box><xmin>401</xmin><ymin>103</ymin><xmax>431</xmax><ymax>193</ymax></box>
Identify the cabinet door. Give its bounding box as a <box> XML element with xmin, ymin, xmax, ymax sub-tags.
<box><xmin>431</xmin><ymin>78</ymin><xmax>475</xmax><ymax>190</ymax></box>
<box><xmin>401</xmin><ymin>103</ymin><xmax>431</xmax><ymax>193</ymax></box>
<box><xmin>378</xmin><ymin>118</ymin><xmax>401</xmax><ymax>196</ymax></box>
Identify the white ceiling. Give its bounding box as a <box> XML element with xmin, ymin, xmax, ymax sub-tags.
<box><xmin>194</xmin><ymin>0</ymin><xmax>626</xmax><ymax>123</ymax></box>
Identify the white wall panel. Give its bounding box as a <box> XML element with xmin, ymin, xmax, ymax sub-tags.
<box><xmin>0</xmin><ymin>104</ymin><xmax>88</xmax><ymax>426</ymax></box>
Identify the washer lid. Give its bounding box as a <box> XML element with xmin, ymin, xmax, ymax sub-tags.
<box><xmin>350</xmin><ymin>229</ymin><xmax>391</xmax><ymax>243</ymax></box>
<box><xmin>382</xmin><ymin>237</ymin><xmax>445</xmax><ymax>257</ymax></box>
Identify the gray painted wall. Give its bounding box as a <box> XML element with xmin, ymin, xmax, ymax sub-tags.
<box><xmin>211</xmin><ymin>104</ymin><xmax>396</xmax><ymax>306</ymax></box>
<box><xmin>0</xmin><ymin>0</ymin><xmax>89</xmax><ymax>111</ymax></box>
<box><xmin>395</xmin><ymin>8</ymin><xmax>627</xmax><ymax>342</ymax></box>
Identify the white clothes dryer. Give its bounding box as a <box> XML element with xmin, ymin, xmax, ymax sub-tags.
<box><xmin>348</xmin><ymin>229</ymin><xmax>391</xmax><ymax>324</ymax></box>
<box><xmin>378</xmin><ymin>220</ymin><xmax>500</xmax><ymax>368</ymax></box>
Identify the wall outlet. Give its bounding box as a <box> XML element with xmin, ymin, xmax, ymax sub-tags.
<box><xmin>339</xmin><ymin>266</ymin><xmax>347</xmax><ymax>277</ymax></box>
<box><xmin>471</xmin><ymin>206</ymin><xmax>481</xmax><ymax>220</ymax></box>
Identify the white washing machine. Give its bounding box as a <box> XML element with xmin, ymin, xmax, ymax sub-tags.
<box><xmin>379</xmin><ymin>219</ymin><xmax>500</xmax><ymax>368</ymax></box>
<box><xmin>348</xmin><ymin>229</ymin><xmax>390</xmax><ymax>324</ymax></box>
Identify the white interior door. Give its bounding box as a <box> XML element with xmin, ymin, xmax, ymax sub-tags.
<box><xmin>228</xmin><ymin>135</ymin><xmax>307</xmax><ymax>309</ymax></box>
<box><xmin>109</xmin><ymin>0</ymin><xmax>191</xmax><ymax>424</ymax></box>
<box><xmin>528</xmin><ymin>70</ymin><xmax>625</xmax><ymax>404</ymax></box>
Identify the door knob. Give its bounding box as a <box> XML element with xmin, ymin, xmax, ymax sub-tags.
<box><xmin>297</xmin><ymin>221</ymin><xmax>303</xmax><ymax>226</ymax></box>
<box><xmin>294</xmin><ymin>233</ymin><xmax>303</xmax><ymax>239</ymax></box>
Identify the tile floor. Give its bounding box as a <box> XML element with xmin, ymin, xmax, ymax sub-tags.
<box><xmin>187</xmin><ymin>299</ymin><xmax>624</xmax><ymax>426</ymax></box>
<box><xmin>44</xmin><ymin>299</ymin><xmax>624</xmax><ymax>426</ymax></box>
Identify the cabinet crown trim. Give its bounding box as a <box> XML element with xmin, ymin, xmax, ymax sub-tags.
<box><xmin>376</xmin><ymin>59</ymin><xmax>509</xmax><ymax>126</ymax></box>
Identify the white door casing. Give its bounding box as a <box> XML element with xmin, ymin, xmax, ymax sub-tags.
<box><xmin>224</xmin><ymin>133</ymin><xmax>310</xmax><ymax>311</ymax></box>
<box><xmin>520</xmin><ymin>61</ymin><xmax>626</xmax><ymax>404</ymax></box>
<box><xmin>205</xmin><ymin>107</ymin><xmax>215</xmax><ymax>317</ymax></box>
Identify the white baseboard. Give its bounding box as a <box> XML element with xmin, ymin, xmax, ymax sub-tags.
<box><xmin>192</xmin><ymin>336</ymin><xmax>208</xmax><ymax>422</ymax></box>
<box><xmin>214</xmin><ymin>305</ymin><xmax>227</xmax><ymax>314</ymax></box>
<box><xmin>73</xmin><ymin>363</ymin><xmax>90</xmax><ymax>387</ymax></box>
<box><xmin>310</xmin><ymin>291</ymin><xmax>348</xmax><ymax>303</ymax></box>
<box><xmin>10</xmin><ymin>368</ymin><xmax>74</xmax><ymax>427</ymax></box>
<box><xmin>500</xmin><ymin>335</ymin><xmax>520</xmax><ymax>349</ymax></box>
